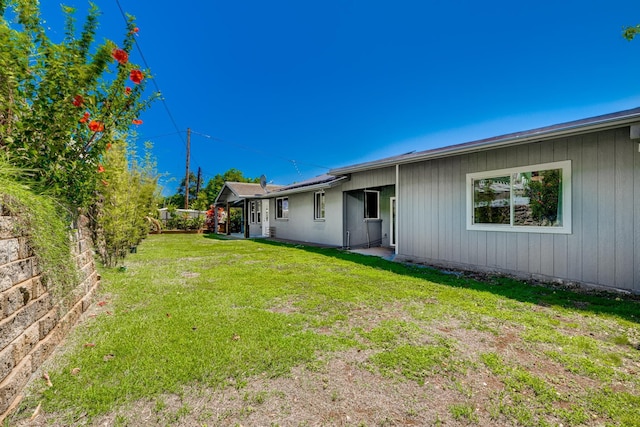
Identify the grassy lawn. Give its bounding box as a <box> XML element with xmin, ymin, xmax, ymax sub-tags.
<box><xmin>10</xmin><ymin>233</ymin><xmax>640</xmax><ymax>426</ymax></box>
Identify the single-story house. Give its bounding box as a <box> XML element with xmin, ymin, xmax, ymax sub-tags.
<box><xmin>217</xmin><ymin>107</ymin><xmax>640</xmax><ymax>293</ymax></box>
<box><xmin>213</xmin><ymin>181</ymin><xmax>281</xmax><ymax>237</ymax></box>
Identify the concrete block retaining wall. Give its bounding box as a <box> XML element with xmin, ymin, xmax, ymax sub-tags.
<box><xmin>0</xmin><ymin>215</ymin><xmax>100</xmax><ymax>421</ymax></box>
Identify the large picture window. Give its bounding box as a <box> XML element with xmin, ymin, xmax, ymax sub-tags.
<box><xmin>314</xmin><ymin>191</ymin><xmax>325</xmax><ymax>220</ymax></box>
<box><xmin>466</xmin><ymin>160</ymin><xmax>571</xmax><ymax>234</ymax></box>
<box><xmin>276</xmin><ymin>197</ymin><xmax>288</xmax><ymax>219</ymax></box>
<box><xmin>364</xmin><ymin>190</ymin><xmax>380</xmax><ymax>219</ymax></box>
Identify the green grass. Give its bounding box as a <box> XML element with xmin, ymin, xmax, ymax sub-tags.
<box><xmin>12</xmin><ymin>234</ymin><xmax>640</xmax><ymax>425</ymax></box>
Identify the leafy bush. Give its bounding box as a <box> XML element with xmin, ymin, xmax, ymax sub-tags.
<box><xmin>0</xmin><ymin>156</ymin><xmax>79</xmax><ymax>296</ymax></box>
<box><xmin>0</xmin><ymin>0</ymin><xmax>155</xmax><ymax>208</ymax></box>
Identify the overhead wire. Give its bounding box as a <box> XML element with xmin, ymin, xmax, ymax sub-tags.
<box><xmin>113</xmin><ymin>0</ymin><xmax>185</xmax><ymax>148</ymax></box>
<box><xmin>189</xmin><ymin>130</ymin><xmax>331</xmax><ymax>173</ymax></box>
<box><xmin>113</xmin><ymin>0</ymin><xmax>331</xmax><ymax>183</ymax></box>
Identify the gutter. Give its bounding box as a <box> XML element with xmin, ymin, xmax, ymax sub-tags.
<box><xmin>258</xmin><ymin>176</ymin><xmax>350</xmax><ymax>198</ymax></box>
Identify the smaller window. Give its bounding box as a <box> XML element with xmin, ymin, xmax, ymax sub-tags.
<box><xmin>314</xmin><ymin>191</ymin><xmax>325</xmax><ymax>220</ymax></box>
<box><xmin>364</xmin><ymin>190</ymin><xmax>379</xmax><ymax>219</ymax></box>
<box><xmin>250</xmin><ymin>201</ymin><xmax>261</xmax><ymax>224</ymax></box>
<box><xmin>256</xmin><ymin>200</ymin><xmax>262</xmax><ymax>223</ymax></box>
<box><xmin>276</xmin><ymin>197</ymin><xmax>288</xmax><ymax>219</ymax></box>
<box><xmin>250</xmin><ymin>201</ymin><xmax>256</xmax><ymax>224</ymax></box>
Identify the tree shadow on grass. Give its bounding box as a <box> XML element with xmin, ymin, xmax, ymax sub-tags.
<box><xmin>245</xmin><ymin>237</ymin><xmax>640</xmax><ymax>326</ymax></box>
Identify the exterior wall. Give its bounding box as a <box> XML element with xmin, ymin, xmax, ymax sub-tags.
<box><xmin>341</xmin><ymin>166</ymin><xmax>396</xmax><ymax>191</ymax></box>
<box><xmin>396</xmin><ymin>126</ymin><xmax>640</xmax><ymax>293</ymax></box>
<box><xmin>0</xmin><ymin>215</ymin><xmax>100</xmax><ymax>422</ymax></box>
<box><xmin>269</xmin><ymin>187</ymin><xmax>344</xmax><ymax>246</ymax></box>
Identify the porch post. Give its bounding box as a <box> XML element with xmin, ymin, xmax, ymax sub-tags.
<box><xmin>244</xmin><ymin>199</ymin><xmax>249</xmax><ymax>238</ymax></box>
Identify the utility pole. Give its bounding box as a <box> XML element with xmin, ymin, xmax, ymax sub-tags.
<box><xmin>184</xmin><ymin>128</ymin><xmax>191</xmax><ymax>209</ymax></box>
<box><xmin>196</xmin><ymin>167</ymin><xmax>202</xmax><ymax>198</ymax></box>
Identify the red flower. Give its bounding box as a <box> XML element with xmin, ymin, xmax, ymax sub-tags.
<box><xmin>106</xmin><ymin>143</ymin><xmax>112</xmax><ymax>150</ymax></box>
<box><xmin>97</xmin><ymin>165</ymin><xmax>105</xmax><ymax>173</ymax></box>
<box><xmin>132</xmin><ymin>119</ymin><xmax>143</xmax><ymax>125</ymax></box>
<box><xmin>88</xmin><ymin>120</ymin><xmax>104</xmax><ymax>132</ymax></box>
<box><xmin>129</xmin><ymin>69</ymin><xmax>144</xmax><ymax>84</ymax></box>
<box><xmin>79</xmin><ymin>112</ymin><xmax>90</xmax><ymax>123</ymax></box>
<box><xmin>112</xmin><ymin>48</ymin><xmax>129</xmax><ymax>65</ymax></box>
<box><xmin>124</xmin><ymin>87</ymin><xmax>132</xmax><ymax>96</ymax></box>
<box><xmin>72</xmin><ymin>95</ymin><xmax>84</xmax><ymax>107</ymax></box>
<box><xmin>131</xmin><ymin>27</ymin><xmax>139</xmax><ymax>34</ymax></box>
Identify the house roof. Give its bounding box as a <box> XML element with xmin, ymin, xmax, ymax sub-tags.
<box><xmin>329</xmin><ymin>106</ymin><xmax>640</xmax><ymax>175</ymax></box>
<box><xmin>266</xmin><ymin>174</ymin><xmax>349</xmax><ymax>197</ymax></box>
<box><xmin>214</xmin><ymin>181</ymin><xmax>282</xmax><ymax>204</ymax></box>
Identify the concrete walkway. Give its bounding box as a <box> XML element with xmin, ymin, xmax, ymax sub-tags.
<box><xmin>348</xmin><ymin>246</ymin><xmax>396</xmax><ymax>261</ymax></box>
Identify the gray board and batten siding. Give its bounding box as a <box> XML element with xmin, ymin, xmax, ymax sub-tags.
<box><xmin>394</xmin><ymin>127</ymin><xmax>639</xmax><ymax>292</ymax></box>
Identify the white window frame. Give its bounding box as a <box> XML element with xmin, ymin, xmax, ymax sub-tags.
<box><xmin>250</xmin><ymin>201</ymin><xmax>261</xmax><ymax>224</ymax></box>
<box><xmin>256</xmin><ymin>200</ymin><xmax>261</xmax><ymax>224</ymax></box>
<box><xmin>276</xmin><ymin>197</ymin><xmax>289</xmax><ymax>220</ymax></box>
<box><xmin>466</xmin><ymin>160</ymin><xmax>571</xmax><ymax>234</ymax></box>
<box><xmin>364</xmin><ymin>190</ymin><xmax>380</xmax><ymax>220</ymax></box>
<box><xmin>314</xmin><ymin>191</ymin><xmax>325</xmax><ymax>220</ymax></box>
<box><xmin>250</xmin><ymin>201</ymin><xmax>256</xmax><ymax>224</ymax></box>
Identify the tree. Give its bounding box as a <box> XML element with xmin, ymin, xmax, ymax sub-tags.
<box><xmin>202</xmin><ymin>168</ymin><xmax>260</xmax><ymax>206</ymax></box>
<box><xmin>177</xmin><ymin>172</ymin><xmax>198</xmax><ymax>196</ymax></box>
<box><xmin>623</xmin><ymin>24</ymin><xmax>640</xmax><ymax>41</ymax></box>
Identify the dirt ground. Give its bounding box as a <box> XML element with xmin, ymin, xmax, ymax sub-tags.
<box><xmin>13</xmin><ymin>315</ymin><xmax>625</xmax><ymax>427</ymax></box>
<box><xmin>10</xmin><ymin>271</ymin><xmax>640</xmax><ymax>427</ymax></box>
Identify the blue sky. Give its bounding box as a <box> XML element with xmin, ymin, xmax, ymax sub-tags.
<box><xmin>38</xmin><ymin>0</ymin><xmax>640</xmax><ymax>195</ymax></box>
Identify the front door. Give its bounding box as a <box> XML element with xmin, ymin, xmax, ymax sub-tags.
<box><xmin>262</xmin><ymin>201</ymin><xmax>270</xmax><ymax>237</ymax></box>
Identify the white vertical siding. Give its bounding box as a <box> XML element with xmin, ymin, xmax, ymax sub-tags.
<box><xmin>635</xmin><ymin>137</ymin><xmax>640</xmax><ymax>292</ymax></box>
<box><xmin>597</xmin><ymin>130</ymin><xmax>616</xmax><ymax>286</ymax></box>
<box><xmin>614</xmin><ymin>128</ymin><xmax>635</xmax><ymax>287</ymax></box>
<box><xmin>581</xmin><ymin>133</ymin><xmax>599</xmax><ymax>282</ymax></box>
<box><xmin>566</xmin><ymin>135</ymin><xmax>583</xmax><ymax>281</ymax></box>
<box><xmin>397</xmin><ymin>126</ymin><xmax>639</xmax><ymax>292</ymax></box>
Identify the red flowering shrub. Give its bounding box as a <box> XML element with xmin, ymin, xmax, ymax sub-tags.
<box><xmin>112</xmin><ymin>48</ymin><xmax>129</xmax><ymax>65</ymax></box>
<box><xmin>130</xmin><ymin>69</ymin><xmax>144</xmax><ymax>84</ymax></box>
<box><xmin>88</xmin><ymin>120</ymin><xmax>104</xmax><ymax>132</ymax></box>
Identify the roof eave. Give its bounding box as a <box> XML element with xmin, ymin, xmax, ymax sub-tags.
<box><xmin>259</xmin><ymin>176</ymin><xmax>349</xmax><ymax>197</ymax></box>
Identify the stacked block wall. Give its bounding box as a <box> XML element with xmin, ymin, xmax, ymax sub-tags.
<box><xmin>0</xmin><ymin>215</ymin><xmax>99</xmax><ymax>421</ymax></box>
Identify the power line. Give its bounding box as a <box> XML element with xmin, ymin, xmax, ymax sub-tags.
<box><xmin>114</xmin><ymin>0</ymin><xmax>185</xmax><ymax>148</ymax></box>
<box><xmin>189</xmin><ymin>130</ymin><xmax>331</xmax><ymax>172</ymax></box>
<box><xmin>113</xmin><ymin>1</ymin><xmax>328</xmax><ymax>184</ymax></box>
